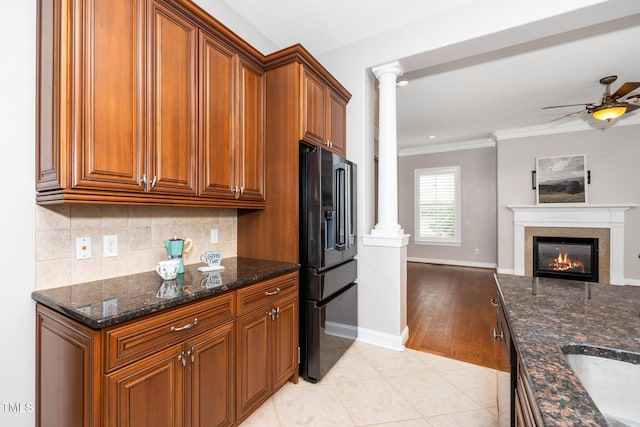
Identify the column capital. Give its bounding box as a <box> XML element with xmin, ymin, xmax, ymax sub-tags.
<box><xmin>372</xmin><ymin>61</ymin><xmax>403</xmax><ymax>80</ymax></box>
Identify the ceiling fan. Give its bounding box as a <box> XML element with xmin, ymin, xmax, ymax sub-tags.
<box><xmin>543</xmin><ymin>75</ymin><xmax>640</xmax><ymax>122</ymax></box>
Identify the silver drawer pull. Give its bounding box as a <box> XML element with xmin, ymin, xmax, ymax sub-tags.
<box><xmin>265</xmin><ymin>288</ymin><xmax>281</xmax><ymax>296</ymax></box>
<box><xmin>493</xmin><ymin>327</ymin><xmax>504</xmax><ymax>341</ymax></box>
<box><xmin>171</xmin><ymin>318</ymin><xmax>199</xmax><ymax>332</ymax></box>
<box><xmin>489</xmin><ymin>298</ymin><xmax>499</xmax><ymax>307</ymax></box>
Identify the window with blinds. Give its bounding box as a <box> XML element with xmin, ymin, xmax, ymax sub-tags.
<box><xmin>414</xmin><ymin>166</ymin><xmax>461</xmax><ymax>244</ymax></box>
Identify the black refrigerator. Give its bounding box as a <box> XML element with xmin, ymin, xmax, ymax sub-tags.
<box><xmin>299</xmin><ymin>143</ymin><xmax>358</xmax><ymax>383</ymax></box>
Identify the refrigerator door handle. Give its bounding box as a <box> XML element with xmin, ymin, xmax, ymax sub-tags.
<box><xmin>336</xmin><ymin>167</ymin><xmax>346</xmax><ymax>249</ymax></box>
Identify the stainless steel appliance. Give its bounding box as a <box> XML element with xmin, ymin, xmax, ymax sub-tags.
<box><xmin>299</xmin><ymin>143</ymin><xmax>357</xmax><ymax>383</ymax></box>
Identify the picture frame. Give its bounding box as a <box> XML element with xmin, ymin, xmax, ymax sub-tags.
<box><xmin>535</xmin><ymin>154</ymin><xmax>587</xmax><ymax>204</ymax></box>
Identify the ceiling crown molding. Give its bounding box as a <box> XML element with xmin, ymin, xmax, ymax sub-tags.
<box><xmin>493</xmin><ymin>114</ymin><xmax>640</xmax><ymax>141</ymax></box>
<box><xmin>398</xmin><ymin>138</ymin><xmax>495</xmax><ymax>157</ymax></box>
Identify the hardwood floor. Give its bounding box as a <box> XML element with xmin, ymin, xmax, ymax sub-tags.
<box><xmin>405</xmin><ymin>262</ymin><xmax>501</xmax><ymax>370</ymax></box>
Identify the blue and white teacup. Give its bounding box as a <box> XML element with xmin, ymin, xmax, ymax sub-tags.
<box><xmin>156</xmin><ymin>259</ymin><xmax>180</xmax><ymax>280</ymax></box>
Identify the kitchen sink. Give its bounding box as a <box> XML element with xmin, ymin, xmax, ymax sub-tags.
<box><xmin>565</xmin><ymin>352</ymin><xmax>640</xmax><ymax>426</ymax></box>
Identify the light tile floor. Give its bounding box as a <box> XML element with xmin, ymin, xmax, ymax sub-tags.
<box><xmin>241</xmin><ymin>341</ymin><xmax>499</xmax><ymax>426</ymax></box>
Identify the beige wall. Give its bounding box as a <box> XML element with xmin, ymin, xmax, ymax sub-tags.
<box><xmin>497</xmin><ymin>124</ymin><xmax>640</xmax><ymax>283</ymax></box>
<box><xmin>398</xmin><ymin>146</ymin><xmax>497</xmax><ymax>267</ymax></box>
<box><xmin>35</xmin><ymin>205</ymin><xmax>237</xmax><ymax>289</ymax></box>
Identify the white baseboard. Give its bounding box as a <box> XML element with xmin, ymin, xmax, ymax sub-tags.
<box><xmin>496</xmin><ymin>267</ymin><xmax>515</xmax><ymax>275</ymax></box>
<box><xmin>357</xmin><ymin>325</ymin><xmax>408</xmax><ymax>352</ymax></box>
<box><xmin>624</xmin><ymin>278</ymin><xmax>640</xmax><ymax>286</ymax></box>
<box><xmin>325</xmin><ymin>321</ymin><xmax>358</xmax><ymax>339</ymax></box>
<box><xmin>407</xmin><ymin>257</ymin><xmax>496</xmax><ymax>270</ymax></box>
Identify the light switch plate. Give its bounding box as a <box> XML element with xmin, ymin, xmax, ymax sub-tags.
<box><xmin>76</xmin><ymin>236</ymin><xmax>92</xmax><ymax>259</ymax></box>
<box><xmin>210</xmin><ymin>228</ymin><xmax>219</xmax><ymax>243</ymax></box>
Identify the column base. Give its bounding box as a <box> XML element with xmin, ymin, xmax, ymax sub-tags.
<box><xmin>362</xmin><ymin>233</ymin><xmax>410</xmax><ymax>248</ymax></box>
<box><xmin>370</xmin><ymin>223</ymin><xmax>405</xmax><ymax>239</ymax></box>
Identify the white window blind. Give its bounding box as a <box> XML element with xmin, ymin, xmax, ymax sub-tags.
<box><xmin>414</xmin><ymin>166</ymin><xmax>461</xmax><ymax>244</ymax></box>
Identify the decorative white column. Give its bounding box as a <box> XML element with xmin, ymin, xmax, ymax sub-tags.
<box><xmin>358</xmin><ymin>61</ymin><xmax>410</xmax><ymax>352</ymax></box>
<box><xmin>371</xmin><ymin>61</ymin><xmax>403</xmax><ymax>237</ymax></box>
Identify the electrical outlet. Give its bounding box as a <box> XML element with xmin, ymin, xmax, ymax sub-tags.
<box><xmin>103</xmin><ymin>235</ymin><xmax>118</xmax><ymax>257</ymax></box>
<box><xmin>210</xmin><ymin>228</ymin><xmax>219</xmax><ymax>244</ymax></box>
<box><xmin>77</xmin><ymin>305</ymin><xmax>92</xmax><ymax>315</ymax></box>
<box><xmin>76</xmin><ymin>237</ymin><xmax>92</xmax><ymax>259</ymax></box>
<box><xmin>474</xmin><ymin>248</ymin><xmax>480</xmax><ymax>255</ymax></box>
<box><xmin>102</xmin><ymin>298</ymin><xmax>118</xmax><ymax>316</ymax></box>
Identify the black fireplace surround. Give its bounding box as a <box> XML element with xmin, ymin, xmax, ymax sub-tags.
<box><xmin>533</xmin><ymin>236</ymin><xmax>599</xmax><ymax>282</ymax></box>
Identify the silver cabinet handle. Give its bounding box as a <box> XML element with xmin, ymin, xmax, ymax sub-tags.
<box><xmin>150</xmin><ymin>175</ymin><xmax>157</xmax><ymax>189</ymax></box>
<box><xmin>187</xmin><ymin>346</ymin><xmax>195</xmax><ymax>363</ymax></box>
<box><xmin>240</xmin><ymin>185</ymin><xmax>244</xmax><ymax>195</ymax></box>
<box><xmin>265</xmin><ymin>288</ymin><xmax>281</xmax><ymax>296</ymax></box>
<box><xmin>493</xmin><ymin>328</ymin><xmax>504</xmax><ymax>341</ymax></box>
<box><xmin>178</xmin><ymin>352</ymin><xmax>186</xmax><ymax>367</ymax></box>
<box><xmin>275</xmin><ymin>306</ymin><xmax>280</xmax><ymax>319</ymax></box>
<box><xmin>266</xmin><ymin>310</ymin><xmax>274</xmax><ymax>320</ymax></box>
<box><xmin>232</xmin><ymin>185</ymin><xmax>241</xmax><ymax>199</ymax></box>
<box><xmin>490</xmin><ymin>298</ymin><xmax>499</xmax><ymax>307</ymax></box>
<box><xmin>170</xmin><ymin>318</ymin><xmax>199</xmax><ymax>332</ymax></box>
<box><xmin>141</xmin><ymin>174</ymin><xmax>147</xmax><ymax>188</ymax></box>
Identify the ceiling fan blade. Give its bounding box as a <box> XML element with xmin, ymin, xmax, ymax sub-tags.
<box><xmin>611</xmin><ymin>82</ymin><xmax>640</xmax><ymax>99</ymax></box>
<box><xmin>550</xmin><ymin>110</ymin><xmax>583</xmax><ymax>122</ymax></box>
<box><xmin>626</xmin><ymin>94</ymin><xmax>640</xmax><ymax>100</ymax></box>
<box><xmin>626</xmin><ymin>104</ymin><xmax>640</xmax><ymax>112</ymax></box>
<box><xmin>542</xmin><ymin>103</ymin><xmax>589</xmax><ymax>110</ymax></box>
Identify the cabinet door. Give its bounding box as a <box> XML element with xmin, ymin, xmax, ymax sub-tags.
<box><xmin>106</xmin><ymin>344</ymin><xmax>185</xmax><ymax>427</ymax></box>
<box><xmin>237</xmin><ymin>58</ymin><xmax>266</xmax><ymax>201</ymax></box>
<box><xmin>273</xmin><ymin>294</ymin><xmax>298</xmax><ymax>389</ymax></box>
<box><xmin>301</xmin><ymin>70</ymin><xmax>327</xmax><ymax>146</ymax></box>
<box><xmin>328</xmin><ymin>90</ymin><xmax>347</xmax><ymax>156</ymax></box>
<box><xmin>148</xmin><ymin>1</ymin><xmax>198</xmax><ymax>195</ymax></box>
<box><xmin>74</xmin><ymin>0</ymin><xmax>145</xmax><ymax>192</ymax></box>
<box><xmin>36</xmin><ymin>305</ymin><xmax>101</xmax><ymax>427</ymax></box>
<box><xmin>199</xmin><ymin>32</ymin><xmax>236</xmax><ymax>199</ymax></box>
<box><xmin>236</xmin><ymin>309</ymin><xmax>271</xmax><ymax>422</ymax></box>
<box><xmin>187</xmin><ymin>322</ymin><xmax>235</xmax><ymax>427</ymax></box>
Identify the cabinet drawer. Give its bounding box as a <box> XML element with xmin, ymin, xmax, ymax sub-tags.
<box><xmin>236</xmin><ymin>272</ymin><xmax>298</xmax><ymax>315</ymax></box>
<box><xmin>105</xmin><ymin>292</ymin><xmax>235</xmax><ymax>371</ymax></box>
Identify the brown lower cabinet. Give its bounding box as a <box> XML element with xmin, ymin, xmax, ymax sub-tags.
<box><xmin>35</xmin><ymin>271</ymin><xmax>298</xmax><ymax>427</ymax></box>
<box><xmin>495</xmin><ymin>292</ymin><xmax>542</xmax><ymax>427</ymax></box>
<box><xmin>236</xmin><ymin>294</ymin><xmax>297</xmax><ymax>423</ymax></box>
<box><xmin>515</xmin><ymin>359</ymin><xmax>543</xmax><ymax>427</ymax></box>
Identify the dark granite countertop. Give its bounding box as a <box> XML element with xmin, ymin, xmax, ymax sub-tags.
<box><xmin>495</xmin><ymin>274</ymin><xmax>640</xmax><ymax>426</ymax></box>
<box><xmin>32</xmin><ymin>257</ymin><xmax>299</xmax><ymax>329</ymax></box>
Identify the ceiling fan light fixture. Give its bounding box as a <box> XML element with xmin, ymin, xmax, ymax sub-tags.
<box><xmin>592</xmin><ymin>103</ymin><xmax>627</xmax><ymax>121</ymax></box>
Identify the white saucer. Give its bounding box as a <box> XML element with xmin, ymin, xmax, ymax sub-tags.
<box><xmin>197</xmin><ymin>265</ymin><xmax>225</xmax><ymax>272</ymax></box>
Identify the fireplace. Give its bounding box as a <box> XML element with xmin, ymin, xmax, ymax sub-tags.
<box><xmin>533</xmin><ymin>236</ymin><xmax>599</xmax><ymax>282</ymax></box>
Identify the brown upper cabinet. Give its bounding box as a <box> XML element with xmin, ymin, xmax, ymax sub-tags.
<box><xmin>199</xmin><ymin>31</ymin><xmax>265</xmax><ymax>202</ymax></box>
<box><xmin>148</xmin><ymin>1</ymin><xmax>199</xmax><ymax>196</ymax></box>
<box><xmin>36</xmin><ymin>0</ymin><xmax>264</xmax><ymax>208</ymax></box>
<box><xmin>301</xmin><ymin>68</ymin><xmax>347</xmax><ymax>156</ymax></box>
<box><xmin>36</xmin><ymin>0</ymin><xmax>347</xmax><ymax>208</ymax></box>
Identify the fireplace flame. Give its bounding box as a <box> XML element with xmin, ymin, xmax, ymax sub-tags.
<box><xmin>552</xmin><ymin>252</ymin><xmax>585</xmax><ymax>273</ymax></box>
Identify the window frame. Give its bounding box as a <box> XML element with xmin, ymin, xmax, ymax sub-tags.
<box><xmin>414</xmin><ymin>165</ymin><xmax>461</xmax><ymax>246</ymax></box>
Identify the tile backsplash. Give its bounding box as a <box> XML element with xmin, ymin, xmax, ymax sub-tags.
<box><xmin>35</xmin><ymin>204</ymin><xmax>237</xmax><ymax>289</ymax></box>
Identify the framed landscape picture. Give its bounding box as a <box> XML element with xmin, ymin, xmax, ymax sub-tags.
<box><xmin>536</xmin><ymin>154</ymin><xmax>587</xmax><ymax>204</ymax></box>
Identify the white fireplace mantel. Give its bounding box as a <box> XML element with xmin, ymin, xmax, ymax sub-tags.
<box><xmin>508</xmin><ymin>204</ymin><xmax>638</xmax><ymax>285</ymax></box>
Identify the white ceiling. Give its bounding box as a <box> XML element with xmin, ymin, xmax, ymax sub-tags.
<box><xmin>222</xmin><ymin>0</ymin><xmax>640</xmax><ymax>152</ymax></box>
